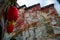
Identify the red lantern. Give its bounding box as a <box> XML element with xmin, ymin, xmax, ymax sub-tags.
<box><xmin>7</xmin><ymin>6</ymin><xmax>18</xmax><ymax>22</ymax></box>
<box><xmin>6</xmin><ymin>23</ymin><xmax>14</xmax><ymax>33</ymax></box>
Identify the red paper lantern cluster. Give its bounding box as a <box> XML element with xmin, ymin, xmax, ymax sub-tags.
<box><xmin>6</xmin><ymin>5</ymin><xmax>18</xmax><ymax>33</ymax></box>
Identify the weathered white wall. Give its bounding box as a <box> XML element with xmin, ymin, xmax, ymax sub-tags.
<box><xmin>17</xmin><ymin>0</ymin><xmax>60</xmax><ymax>15</ymax></box>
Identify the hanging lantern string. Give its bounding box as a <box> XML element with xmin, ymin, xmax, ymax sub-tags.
<box><xmin>10</xmin><ymin>0</ymin><xmax>17</xmax><ymax>5</ymax></box>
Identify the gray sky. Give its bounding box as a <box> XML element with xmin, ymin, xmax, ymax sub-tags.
<box><xmin>17</xmin><ymin>0</ymin><xmax>60</xmax><ymax>15</ymax></box>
